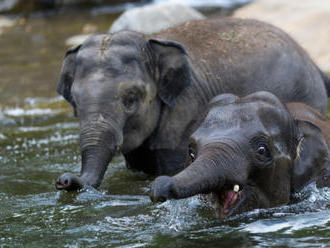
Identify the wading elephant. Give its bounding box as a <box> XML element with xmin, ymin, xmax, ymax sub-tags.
<box><xmin>55</xmin><ymin>18</ymin><xmax>330</xmax><ymax>191</ymax></box>
<box><xmin>150</xmin><ymin>91</ymin><xmax>330</xmax><ymax>218</ymax></box>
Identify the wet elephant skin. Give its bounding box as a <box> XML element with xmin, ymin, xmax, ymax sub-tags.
<box><xmin>150</xmin><ymin>91</ymin><xmax>330</xmax><ymax>218</ymax></box>
<box><xmin>55</xmin><ymin>18</ymin><xmax>330</xmax><ymax>191</ymax></box>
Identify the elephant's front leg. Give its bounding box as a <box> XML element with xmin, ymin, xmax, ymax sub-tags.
<box><xmin>316</xmin><ymin>168</ymin><xmax>330</xmax><ymax>188</ymax></box>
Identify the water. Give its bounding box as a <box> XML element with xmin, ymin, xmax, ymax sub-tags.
<box><xmin>0</xmin><ymin>8</ymin><xmax>330</xmax><ymax>248</ymax></box>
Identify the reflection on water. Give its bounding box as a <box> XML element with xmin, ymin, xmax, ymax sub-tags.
<box><xmin>0</xmin><ymin>9</ymin><xmax>329</xmax><ymax>248</ymax></box>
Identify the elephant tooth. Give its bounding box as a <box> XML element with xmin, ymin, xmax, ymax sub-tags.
<box><xmin>233</xmin><ymin>184</ymin><xmax>239</xmax><ymax>192</ymax></box>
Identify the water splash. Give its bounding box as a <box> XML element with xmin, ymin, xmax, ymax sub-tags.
<box><xmin>243</xmin><ymin>210</ymin><xmax>330</xmax><ymax>234</ymax></box>
<box><xmin>239</xmin><ymin>184</ymin><xmax>330</xmax><ymax>234</ymax></box>
<box><xmin>4</xmin><ymin>107</ymin><xmax>62</xmax><ymax>117</ymax></box>
<box><xmin>24</xmin><ymin>96</ymin><xmax>64</xmax><ymax>106</ymax></box>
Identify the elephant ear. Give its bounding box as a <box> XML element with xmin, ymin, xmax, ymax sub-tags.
<box><xmin>148</xmin><ymin>39</ymin><xmax>192</xmax><ymax>108</ymax></box>
<box><xmin>291</xmin><ymin>119</ymin><xmax>330</xmax><ymax>192</ymax></box>
<box><xmin>57</xmin><ymin>45</ymin><xmax>81</xmax><ymax>116</ymax></box>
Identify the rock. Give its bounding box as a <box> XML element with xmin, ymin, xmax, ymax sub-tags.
<box><xmin>0</xmin><ymin>15</ymin><xmax>16</xmax><ymax>35</ymax></box>
<box><xmin>0</xmin><ymin>16</ymin><xmax>16</xmax><ymax>28</ymax></box>
<box><xmin>82</xmin><ymin>23</ymin><xmax>98</xmax><ymax>34</ymax></box>
<box><xmin>0</xmin><ymin>0</ymin><xmax>18</xmax><ymax>13</ymax></box>
<box><xmin>65</xmin><ymin>23</ymin><xmax>98</xmax><ymax>46</ymax></box>
<box><xmin>234</xmin><ymin>0</ymin><xmax>330</xmax><ymax>72</ymax></box>
<box><xmin>65</xmin><ymin>34</ymin><xmax>92</xmax><ymax>46</ymax></box>
<box><xmin>109</xmin><ymin>2</ymin><xmax>205</xmax><ymax>34</ymax></box>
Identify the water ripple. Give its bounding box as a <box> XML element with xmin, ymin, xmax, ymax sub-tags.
<box><xmin>4</xmin><ymin>107</ymin><xmax>62</xmax><ymax>117</ymax></box>
<box><xmin>242</xmin><ymin>210</ymin><xmax>330</xmax><ymax>234</ymax></box>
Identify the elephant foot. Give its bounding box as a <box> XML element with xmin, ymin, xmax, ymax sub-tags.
<box><xmin>55</xmin><ymin>173</ymin><xmax>84</xmax><ymax>191</ymax></box>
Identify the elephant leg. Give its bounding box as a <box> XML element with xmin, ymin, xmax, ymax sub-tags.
<box><xmin>316</xmin><ymin>168</ymin><xmax>330</xmax><ymax>188</ymax></box>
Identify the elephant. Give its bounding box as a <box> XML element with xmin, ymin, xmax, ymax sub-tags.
<box><xmin>55</xmin><ymin>18</ymin><xmax>330</xmax><ymax>191</ymax></box>
<box><xmin>150</xmin><ymin>91</ymin><xmax>330</xmax><ymax>218</ymax></box>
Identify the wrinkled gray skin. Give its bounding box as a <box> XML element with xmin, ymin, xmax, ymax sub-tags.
<box><xmin>55</xmin><ymin>18</ymin><xmax>330</xmax><ymax>191</ymax></box>
<box><xmin>150</xmin><ymin>91</ymin><xmax>330</xmax><ymax>217</ymax></box>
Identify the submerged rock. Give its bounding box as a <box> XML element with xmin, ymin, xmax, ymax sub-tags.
<box><xmin>234</xmin><ymin>0</ymin><xmax>330</xmax><ymax>72</ymax></box>
<box><xmin>109</xmin><ymin>2</ymin><xmax>205</xmax><ymax>34</ymax></box>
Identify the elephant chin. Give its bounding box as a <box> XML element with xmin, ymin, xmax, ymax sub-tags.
<box><xmin>55</xmin><ymin>172</ymin><xmax>85</xmax><ymax>191</ymax></box>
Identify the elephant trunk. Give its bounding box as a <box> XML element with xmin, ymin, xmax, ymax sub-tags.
<box><xmin>150</xmin><ymin>144</ymin><xmax>248</xmax><ymax>202</ymax></box>
<box><xmin>150</xmin><ymin>156</ymin><xmax>226</xmax><ymax>202</ymax></box>
<box><xmin>79</xmin><ymin>146</ymin><xmax>115</xmax><ymax>188</ymax></box>
<box><xmin>55</xmin><ymin>114</ymin><xmax>123</xmax><ymax>191</ymax></box>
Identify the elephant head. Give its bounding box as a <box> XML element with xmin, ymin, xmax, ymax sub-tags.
<box><xmin>150</xmin><ymin>91</ymin><xmax>330</xmax><ymax>217</ymax></box>
<box><xmin>55</xmin><ymin>31</ymin><xmax>192</xmax><ymax>190</ymax></box>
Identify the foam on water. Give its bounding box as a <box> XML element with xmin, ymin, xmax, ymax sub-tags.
<box><xmin>2</xmin><ymin>168</ymin><xmax>329</xmax><ymax>247</ymax></box>
<box><xmin>243</xmin><ymin>210</ymin><xmax>330</xmax><ymax>234</ymax></box>
<box><xmin>1</xmin><ymin>96</ymin><xmax>70</xmax><ymax>119</ymax></box>
<box><xmin>29</xmin><ymin>133</ymin><xmax>79</xmax><ymax>145</ymax></box>
<box><xmin>150</xmin><ymin>196</ymin><xmax>207</xmax><ymax>233</ymax></box>
<box><xmin>18</xmin><ymin>122</ymin><xmax>78</xmax><ymax>133</ymax></box>
<box><xmin>0</xmin><ymin>110</ymin><xmax>16</xmax><ymax>125</ymax></box>
<box><xmin>24</xmin><ymin>96</ymin><xmax>64</xmax><ymax>106</ymax></box>
<box><xmin>4</xmin><ymin>107</ymin><xmax>61</xmax><ymax>117</ymax></box>
<box><xmin>240</xmin><ymin>184</ymin><xmax>330</xmax><ymax>234</ymax></box>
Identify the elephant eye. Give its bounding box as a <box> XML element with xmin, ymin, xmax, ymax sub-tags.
<box><xmin>251</xmin><ymin>135</ymin><xmax>273</xmax><ymax>165</ymax></box>
<box><xmin>257</xmin><ymin>145</ymin><xmax>266</xmax><ymax>155</ymax></box>
<box><xmin>122</xmin><ymin>92</ymin><xmax>138</xmax><ymax>109</ymax></box>
<box><xmin>188</xmin><ymin>146</ymin><xmax>196</xmax><ymax>162</ymax></box>
<box><xmin>255</xmin><ymin>142</ymin><xmax>272</xmax><ymax>163</ymax></box>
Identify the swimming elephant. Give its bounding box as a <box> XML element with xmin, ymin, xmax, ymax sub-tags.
<box><xmin>150</xmin><ymin>91</ymin><xmax>330</xmax><ymax>217</ymax></box>
<box><xmin>55</xmin><ymin>18</ymin><xmax>330</xmax><ymax>191</ymax></box>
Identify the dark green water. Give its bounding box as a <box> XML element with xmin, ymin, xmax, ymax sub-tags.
<box><xmin>0</xmin><ymin>11</ymin><xmax>329</xmax><ymax>248</ymax></box>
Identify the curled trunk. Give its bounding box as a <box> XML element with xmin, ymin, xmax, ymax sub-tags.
<box><xmin>150</xmin><ymin>144</ymin><xmax>248</xmax><ymax>202</ymax></box>
<box><xmin>171</xmin><ymin>157</ymin><xmax>226</xmax><ymax>198</ymax></box>
<box><xmin>56</xmin><ymin>115</ymin><xmax>123</xmax><ymax>191</ymax></box>
<box><xmin>78</xmin><ymin>115</ymin><xmax>123</xmax><ymax>187</ymax></box>
<box><xmin>150</xmin><ymin>156</ymin><xmax>226</xmax><ymax>201</ymax></box>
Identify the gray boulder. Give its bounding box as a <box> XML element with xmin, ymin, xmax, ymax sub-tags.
<box><xmin>0</xmin><ymin>16</ymin><xmax>15</xmax><ymax>28</ymax></box>
<box><xmin>0</xmin><ymin>16</ymin><xmax>16</xmax><ymax>35</ymax></box>
<box><xmin>0</xmin><ymin>0</ymin><xmax>18</xmax><ymax>13</ymax></box>
<box><xmin>109</xmin><ymin>2</ymin><xmax>205</xmax><ymax>34</ymax></box>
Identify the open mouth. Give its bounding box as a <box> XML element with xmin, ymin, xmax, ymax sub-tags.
<box><xmin>208</xmin><ymin>184</ymin><xmax>244</xmax><ymax>218</ymax></box>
